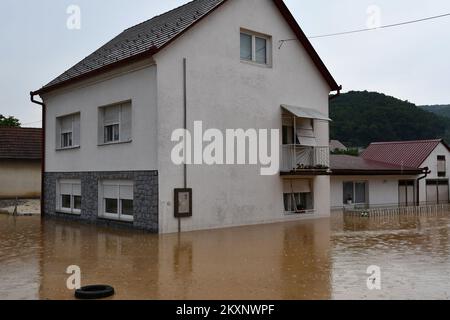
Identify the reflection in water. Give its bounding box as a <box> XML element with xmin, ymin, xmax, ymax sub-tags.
<box><xmin>0</xmin><ymin>212</ymin><xmax>449</xmax><ymax>300</ymax></box>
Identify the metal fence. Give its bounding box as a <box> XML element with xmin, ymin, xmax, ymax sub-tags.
<box><xmin>344</xmin><ymin>202</ymin><xmax>450</xmax><ymax>217</ymax></box>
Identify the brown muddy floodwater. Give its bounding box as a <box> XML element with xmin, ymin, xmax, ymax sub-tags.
<box><xmin>1</xmin><ymin>212</ymin><xmax>450</xmax><ymax>300</ymax></box>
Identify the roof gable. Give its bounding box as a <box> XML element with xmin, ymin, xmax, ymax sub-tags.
<box><xmin>34</xmin><ymin>0</ymin><xmax>339</xmax><ymax>95</ymax></box>
<box><xmin>361</xmin><ymin>139</ymin><xmax>447</xmax><ymax>168</ymax></box>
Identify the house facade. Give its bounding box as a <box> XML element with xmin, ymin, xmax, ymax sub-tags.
<box><xmin>330</xmin><ymin>140</ymin><xmax>450</xmax><ymax>209</ymax></box>
<box><xmin>32</xmin><ymin>0</ymin><xmax>340</xmax><ymax>233</ymax></box>
<box><xmin>0</xmin><ymin>127</ymin><xmax>42</xmax><ymax>199</ymax></box>
<box><xmin>330</xmin><ymin>155</ymin><xmax>423</xmax><ymax>209</ymax></box>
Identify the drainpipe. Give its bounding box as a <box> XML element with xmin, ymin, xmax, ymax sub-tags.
<box><xmin>329</xmin><ymin>85</ymin><xmax>342</xmax><ymax>101</ymax></box>
<box><xmin>30</xmin><ymin>91</ymin><xmax>46</xmax><ymax>218</ymax></box>
<box><xmin>178</xmin><ymin>58</ymin><xmax>188</xmax><ymax>234</ymax></box>
<box><xmin>416</xmin><ymin>167</ymin><xmax>431</xmax><ymax>206</ymax></box>
<box><xmin>183</xmin><ymin>58</ymin><xmax>187</xmax><ymax>190</ymax></box>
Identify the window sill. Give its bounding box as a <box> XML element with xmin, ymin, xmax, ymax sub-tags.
<box><xmin>98</xmin><ymin>140</ymin><xmax>132</xmax><ymax>147</ymax></box>
<box><xmin>56</xmin><ymin>210</ymin><xmax>81</xmax><ymax>216</ymax></box>
<box><xmin>240</xmin><ymin>59</ymin><xmax>272</xmax><ymax>69</ymax></box>
<box><xmin>284</xmin><ymin>210</ymin><xmax>315</xmax><ymax>216</ymax></box>
<box><xmin>98</xmin><ymin>216</ymin><xmax>134</xmax><ymax>224</ymax></box>
<box><xmin>56</xmin><ymin>146</ymin><xmax>80</xmax><ymax>152</ymax></box>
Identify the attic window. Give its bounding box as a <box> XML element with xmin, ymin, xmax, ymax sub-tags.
<box><xmin>240</xmin><ymin>30</ymin><xmax>271</xmax><ymax>66</ymax></box>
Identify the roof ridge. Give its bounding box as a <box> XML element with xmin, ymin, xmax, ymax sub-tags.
<box><xmin>123</xmin><ymin>0</ymin><xmax>200</xmax><ymax>32</ymax></box>
<box><xmin>370</xmin><ymin>139</ymin><xmax>442</xmax><ymax>145</ymax></box>
<box><xmin>34</xmin><ymin>0</ymin><xmax>340</xmax><ymax>95</ymax></box>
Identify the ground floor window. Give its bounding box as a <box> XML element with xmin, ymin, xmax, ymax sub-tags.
<box><xmin>283</xmin><ymin>192</ymin><xmax>313</xmax><ymax>213</ymax></box>
<box><xmin>343</xmin><ymin>181</ymin><xmax>367</xmax><ymax>205</ymax></box>
<box><xmin>99</xmin><ymin>180</ymin><xmax>134</xmax><ymax>222</ymax></box>
<box><xmin>283</xmin><ymin>179</ymin><xmax>313</xmax><ymax>213</ymax></box>
<box><xmin>426</xmin><ymin>179</ymin><xmax>449</xmax><ymax>204</ymax></box>
<box><xmin>57</xmin><ymin>180</ymin><xmax>81</xmax><ymax>215</ymax></box>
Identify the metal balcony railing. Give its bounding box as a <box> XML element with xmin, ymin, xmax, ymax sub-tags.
<box><xmin>281</xmin><ymin>145</ymin><xmax>330</xmax><ymax>172</ymax></box>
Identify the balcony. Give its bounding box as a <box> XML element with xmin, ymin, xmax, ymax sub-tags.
<box><xmin>281</xmin><ymin>145</ymin><xmax>330</xmax><ymax>174</ymax></box>
<box><xmin>280</xmin><ymin>104</ymin><xmax>331</xmax><ymax>175</ymax></box>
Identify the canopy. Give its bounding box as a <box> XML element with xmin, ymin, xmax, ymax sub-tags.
<box><xmin>281</xmin><ymin>104</ymin><xmax>331</xmax><ymax>121</ymax></box>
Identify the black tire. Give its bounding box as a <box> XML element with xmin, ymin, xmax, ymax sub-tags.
<box><xmin>75</xmin><ymin>285</ymin><xmax>115</xmax><ymax>300</ymax></box>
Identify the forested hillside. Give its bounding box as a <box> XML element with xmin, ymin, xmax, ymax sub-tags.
<box><xmin>419</xmin><ymin>105</ymin><xmax>450</xmax><ymax>119</ymax></box>
<box><xmin>330</xmin><ymin>91</ymin><xmax>450</xmax><ymax>147</ymax></box>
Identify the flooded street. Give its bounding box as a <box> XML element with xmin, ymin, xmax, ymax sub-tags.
<box><xmin>1</xmin><ymin>212</ymin><xmax>450</xmax><ymax>300</ymax></box>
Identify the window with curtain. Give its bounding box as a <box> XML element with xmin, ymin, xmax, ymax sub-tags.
<box><xmin>240</xmin><ymin>30</ymin><xmax>271</xmax><ymax>65</ymax></box>
<box><xmin>282</xmin><ymin>179</ymin><xmax>313</xmax><ymax>213</ymax></box>
<box><xmin>56</xmin><ymin>113</ymin><xmax>80</xmax><ymax>149</ymax></box>
<box><xmin>343</xmin><ymin>181</ymin><xmax>368</xmax><ymax>205</ymax></box>
<box><xmin>98</xmin><ymin>102</ymin><xmax>132</xmax><ymax>145</ymax></box>
<box><xmin>283</xmin><ymin>193</ymin><xmax>313</xmax><ymax>213</ymax></box>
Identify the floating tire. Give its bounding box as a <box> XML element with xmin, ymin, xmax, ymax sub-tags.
<box><xmin>75</xmin><ymin>285</ymin><xmax>115</xmax><ymax>300</ymax></box>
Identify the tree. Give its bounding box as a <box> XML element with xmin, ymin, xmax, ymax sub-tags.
<box><xmin>331</xmin><ymin>148</ymin><xmax>360</xmax><ymax>156</ymax></box>
<box><xmin>0</xmin><ymin>114</ymin><xmax>21</xmax><ymax>127</ymax></box>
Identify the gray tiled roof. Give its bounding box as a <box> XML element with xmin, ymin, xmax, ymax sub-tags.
<box><xmin>41</xmin><ymin>0</ymin><xmax>226</xmax><ymax>91</ymax></box>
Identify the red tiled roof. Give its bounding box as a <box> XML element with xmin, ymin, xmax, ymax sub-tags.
<box><xmin>0</xmin><ymin>127</ymin><xmax>42</xmax><ymax>160</ymax></box>
<box><xmin>361</xmin><ymin>139</ymin><xmax>446</xmax><ymax>169</ymax></box>
<box><xmin>330</xmin><ymin>155</ymin><xmax>421</xmax><ymax>175</ymax></box>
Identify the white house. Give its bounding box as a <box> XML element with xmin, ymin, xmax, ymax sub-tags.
<box><xmin>330</xmin><ymin>139</ymin><xmax>450</xmax><ymax>209</ymax></box>
<box><xmin>32</xmin><ymin>0</ymin><xmax>340</xmax><ymax>233</ymax></box>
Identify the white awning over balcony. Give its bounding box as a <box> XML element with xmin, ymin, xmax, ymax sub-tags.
<box><xmin>281</xmin><ymin>104</ymin><xmax>331</xmax><ymax>121</ymax></box>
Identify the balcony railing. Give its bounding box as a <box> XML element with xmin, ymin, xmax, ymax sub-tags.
<box><xmin>281</xmin><ymin>145</ymin><xmax>330</xmax><ymax>173</ymax></box>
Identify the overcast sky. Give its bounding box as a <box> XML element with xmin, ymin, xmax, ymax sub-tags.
<box><xmin>1</xmin><ymin>0</ymin><xmax>449</xmax><ymax>127</ymax></box>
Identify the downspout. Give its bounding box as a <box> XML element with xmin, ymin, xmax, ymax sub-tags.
<box><xmin>329</xmin><ymin>85</ymin><xmax>342</xmax><ymax>101</ymax></box>
<box><xmin>183</xmin><ymin>58</ymin><xmax>187</xmax><ymax>190</ymax></box>
<box><xmin>416</xmin><ymin>167</ymin><xmax>431</xmax><ymax>206</ymax></box>
<box><xmin>30</xmin><ymin>91</ymin><xmax>46</xmax><ymax>218</ymax></box>
<box><xmin>178</xmin><ymin>58</ymin><xmax>188</xmax><ymax>234</ymax></box>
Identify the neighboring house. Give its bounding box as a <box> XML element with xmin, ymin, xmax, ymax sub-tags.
<box><xmin>330</xmin><ymin>140</ymin><xmax>347</xmax><ymax>152</ymax></box>
<box><xmin>361</xmin><ymin>139</ymin><xmax>450</xmax><ymax>205</ymax></box>
<box><xmin>330</xmin><ymin>139</ymin><xmax>450</xmax><ymax>209</ymax></box>
<box><xmin>330</xmin><ymin>155</ymin><xmax>423</xmax><ymax>209</ymax></box>
<box><xmin>31</xmin><ymin>0</ymin><xmax>340</xmax><ymax>233</ymax></box>
<box><xmin>0</xmin><ymin>127</ymin><xmax>42</xmax><ymax>199</ymax></box>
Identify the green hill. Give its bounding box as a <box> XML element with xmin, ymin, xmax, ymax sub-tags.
<box><xmin>419</xmin><ymin>105</ymin><xmax>450</xmax><ymax>119</ymax></box>
<box><xmin>330</xmin><ymin>91</ymin><xmax>450</xmax><ymax>148</ymax></box>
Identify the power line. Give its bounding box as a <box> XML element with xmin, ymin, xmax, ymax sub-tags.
<box><xmin>22</xmin><ymin>120</ymin><xmax>42</xmax><ymax>126</ymax></box>
<box><xmin>279</xmin><ymin>12</ymin><xmax>450</xmax><ymax>47</ymax></box>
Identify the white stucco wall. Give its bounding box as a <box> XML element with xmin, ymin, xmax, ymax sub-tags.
<box><xmin>154</xmin><ymin>0</ymin><xmax>333</xmax><ymax>233</ymax></box>
<box><xmin>330</xmin><ymin>175</ymin><xmax>418</xmax><ymax>209</ymax></box>
<box><xmin>43</xmin><ymin>62</ymin><xmax>158</xmax><ymax>172</ymax></box>
<box><xmin>419</xmin><ymin>142</ymin><xmax>450</xmax><ymax>203</ymax></box>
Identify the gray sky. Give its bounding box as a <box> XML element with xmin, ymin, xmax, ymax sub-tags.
<box><xmin>1</xmin><ymin>0</ymin><xmax>449</xmax><ymax>127</ymax></box>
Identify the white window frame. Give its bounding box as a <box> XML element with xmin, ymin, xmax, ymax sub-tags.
<box><xmin>240</xmin><ymin>29</ymin><xmax>271</xmax><ymax>66</ymax></box>
<box><xmin>56</xmin><ymin>179</ymin><xmax>81</xmax><ymax>215</ymax></box>
<box><xmin>99</xmin><ymin>101</ymin><xmax>132</xmax><ymax>145</ymax></box>
<box><xmin>104</xmin><ymin>123</ymin><xmax>120</xmax><ymax>144</ymax></box>
<box><xmin>57</xmin><ymin>113</ymin><xmax>80</xmax><ymax>150</ymax></box>
<box><xmin>99</xmin><ymin>180</ymin><xmax>134</xmax><ymax>222</ymax></box>
<box><xmin>343</xmin><ymin>181</ymin><xmax>368</xmax><ymax>205</ymax></box>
